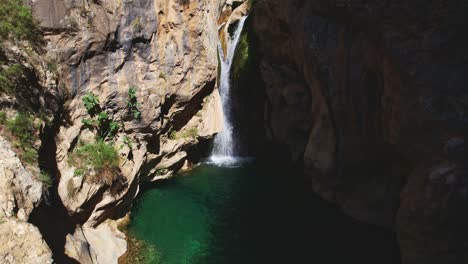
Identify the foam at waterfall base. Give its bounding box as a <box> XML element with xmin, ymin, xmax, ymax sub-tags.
<box><xmin>206</xmin><ymin>155</ymin><xmax>254</xmax><ymax>167</ymax></box>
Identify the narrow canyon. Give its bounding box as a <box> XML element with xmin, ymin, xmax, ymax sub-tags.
<box><xmin>0</xmin><ymin>0</ymin><xmax>467</xmax><ymax>263</ymax></box>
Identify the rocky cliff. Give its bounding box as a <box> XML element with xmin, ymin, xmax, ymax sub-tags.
<box><xmin>252</xmin><ymin>0</ymin><xmax>468</xmax><ymax>263</ymax></box>
<box><xmin>0</xmin><ymin>137</ymin><xmax>53</xmax><ymax>263</ymax></box>
<box><xmin>29</xmin><ymin>0</ymin><xmax>236</xmax><ymax>262</ymax></box>
<box><xmin>0</xmin><ymin>0</ymin><xmax>251</xmax><ymax>263</ymax></box>
<box><xmin>1</xmin><ymin>0</ymin><xmax>466</xmax><ymax>263</ymax></box>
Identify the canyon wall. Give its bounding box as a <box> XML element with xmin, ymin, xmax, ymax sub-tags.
<box><xmin>0</xmin><ymin>0</ymin><xmax>248</xmax><ymax>263</ymax></box>
<box><xmin>252</xmin><ymin>0</ymin><xmax>468</xmax><ymax>263</ymax></box>
<box><xmin>31</xmin><ymin>0</ymin><xmax>234</xmax><ymax>262</ymax></box>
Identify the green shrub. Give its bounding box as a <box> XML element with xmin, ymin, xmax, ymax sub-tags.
<box><xmin>109</xmin><ymin>121</ymin><xmax>120</xmax><ymax>137</ymax></box>
<box><xmin>7</xmin><ymin>112</ymin><xmax>35</xmax><ymax>146</ymax></box>
<box><xmin>22</xmin><ymin>148</ymin><xmax>38</xmax><ymax>164</ymax></box>
<box><xmin>73</xmin><ymin>168</ymin><xmax>84</xmax><ymax>177</ymax></box>
<box><xmin>169</xmin><ymin>128</ymin><xmax>199</xmax><ymax>140</ymax></box>
<box><xmin>123</xmin><ymin>135</ymin><xmax>132</xmax><ymax>149</ymax></box>
<box><xmin>38</xmin><ymin>172</ymin><xmax>53</xmax><ymax>187</ymax></box>
<box><xmin>7</xmin><ymin>112</ymin><xmax>40</xmax><ymax>165</ymax></box>
<box><xmin>81</xmin><ymin>92</ymin><xmax>120</xmax><ymax>139</ymax></box>
<box><xmin>0</xmin><ymin>111</ymin><xmax>6</xmax><ymax>124</ymax></box>
<box><xmin>155</xmin><ymin>168</ymin><xmax>168</xmax><ymax>176</ymax></box>
<box><xmin>0</xmin><ymin>0</ymin><xmax>36</xmax><ymax>42</ymax></box>
<box><xmin>181</xmin><ymin>127</ymin><xmax>198</xmax><ymax>139</ymax></box>
<box><xmin>0</xmin><ymin>64</ymin><xmax>23</xmax><ymax>93</ymax></box>
<box><xmin>169</xmin><ymin>130</ymin><xmax>178</xmax><ymax>140</ymax></box>
<box><xmin>127</xmin><ymin>87</ymin><xmax>141</xmax><ymax>120</ymax></box>
<box><xmin>69</xmin><ymin>140</ymin><xmax>120</xmax><ymax>185</ymax></box>
<box><xmin>82</xmin><ymin>92</ymin><xmax>100</xmax><ymax>114</ymax></box>
<box><xmin>159</xmin><ymin>72</ymin><xmax>166</xmax><ymax>81</ymax></box>
<box><xmin>82</xmin><ymin>118</ymin><xmax>94</xmax><ymax>127</ymax></box>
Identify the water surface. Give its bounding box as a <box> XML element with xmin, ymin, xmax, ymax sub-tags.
<box><xmin>129</xmin><ymin>161</ymin><xmax>401</xmax><ymax>264</ymax></box>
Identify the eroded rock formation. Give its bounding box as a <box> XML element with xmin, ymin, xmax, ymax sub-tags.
<box><xmin>21</xmin><ymin>0</ymin><xmax>238</xmax><ymax>262</ymax></box>
<box><xmin>0</xmin><ymin>137</ymin><xmax>53</xmax><ymax>263</ymax></box>
<box><xmin>1</xmin><ymin>0</ymin><xmax>465</xmax><ymax>263</ymax></box>
<box><xmin>252</xmin><ymin>0</ymin><xmax>468</xmax><ymax>263</ymax></box>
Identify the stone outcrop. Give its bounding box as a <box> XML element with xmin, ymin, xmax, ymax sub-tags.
<box><xmin>65</xmin><ymin>221</ymin><xmax>126</xmax><ymax>264</ymax></box>
<box><xmin>0</xmin><ymin>219</ymin><xmax>53</xmax><ymax>264</ymax></box>
<box><xmin>31</xmin><ymin>0</ymin><xmax>226</xmax><ymax>225</ymax></box>
<box><xmin>0</xmin><ymin>137</ymin><xmax>43</xmax><ymax>220</ymax></box>
<box><xmin>252</xmin><ymin>0</ymin><xmax>468</xmax><ymax>263</ymax></box>
<box><xmin>5</xmin><ymin>0</ymin><xmax>465</xmax><ymax>262</ymax></box>
<box><xmin>26</xmin><ymin>0</ymin><xmax>233</xmax><ymax>262</ymax></box>
<box><xmin>0</xmin><ymin>136</ymin><xmax>53</xmax><ymax>263</ymax></box>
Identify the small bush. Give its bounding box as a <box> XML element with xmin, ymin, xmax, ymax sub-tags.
<box><xmin>181</xmin><ymin>127</ymin><xmax>199</xmax><ymax>139</ymax></box>
<box><xmin>7</xmin><ymin>112</ymin><xmax>35</xmax><ymax>146</ymax></box>
<box><xmin>38</xmin><ymin>172</ymin><xmax>53</xmax><ymax>187</ymax></box>
<box><xmin>0</xmin><ymin>64</ymin><xmax>23</xmax><ymax>93</ymax></box>
<box><xmin>82</xmin><ymin>92</ymin><xmax>100</xmax><ymax>114</ymax></box>
<box><xmin>169</xmin><ymin>128</ymin><xmax>199</xmax><ymax>140</ymax></box>
<box><xmin>0</xmin><ymin>0</ymin><xmax>37</xmax><ymax>42</ymax></box>
<box><xmin>155</xmin><ymin>168</ymin><xmax>168</xmax><ymax>176</ymax></box>
<box><xmin>109</xmin><ymin>121</ymin><xmax>120</xmax><ymax>137</ymax></box>
<box><xmin>22</xmin><ymin>148</ymin><xmax>38</xmax><ymax>164</ymax></box>
<box><xmin>127</xmin><ymin>87</ymin><xmax>141</xmax><ymax>120</ymax></box>
<box><xmin>69</xmin><ymin>140</ymin><xmax>120</xmax><ymax>185</ymax></box>
<box><xmin>81</xmin><ymin>92</ymin><xmax>120</xmax><ymax>139</ymax></box>
<box><xmin>122</xmin><ymin>135</ymin><xmax>132</xmax><ymax>149</ymax></box>
<box><xmin>0</xmin><ymin>112</ymin><xmax>6</xmax><ymax>124</ymax></box>
<box><xmin>169</xmin><ymin>130</ymin><xmax>178</xmax><ymax>140</ymax></box>
<box><xmin>82</xmin><ymin>118</ymin><xmax>94</xmax><ymax>127</ymax></box>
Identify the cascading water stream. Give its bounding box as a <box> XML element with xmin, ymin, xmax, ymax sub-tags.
<box><xmin>210</xmin><ymin>16</ymin><xmax>248</xmax><ymax>165</ymax></box>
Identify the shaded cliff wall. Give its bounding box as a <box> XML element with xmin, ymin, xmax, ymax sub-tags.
<box><xmin>27</xmin><ymin>0</ymin><xmax>240</xmax><ymax>262</ymax></box>
<box><xmin>252</xmin><ymin>0</ymin><xmax>468</xmax><ymax>263</ymax></box>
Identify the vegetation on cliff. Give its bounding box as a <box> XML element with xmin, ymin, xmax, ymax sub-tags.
<box><xmin>69</xmin><ymin>140</ymin><xmax>120</xmax><ymax>185</ymax></box>
<box><xmin>0</xmin><ymin>0</ymin><xmax>37</xmax><ymax>42</ymax></box>
<box><xmin>70</xmin><ymin>87</ymin><xmax>143</xmax><ymax>185</ymax></box>
<box><xmin>0</xmin><ymin>0</ymin><xmax>41</xmax><ymax>94</ymax></box>
<box><xmin>0</xmin><ymin>112</ymin><xmax>42</xmax><ymax>165</ymax></box>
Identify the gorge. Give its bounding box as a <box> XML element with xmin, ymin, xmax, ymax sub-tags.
<box><xmin>0</xmin><ymin>0</ymin><xmax>467</xmax><ymax>264</ymax></box>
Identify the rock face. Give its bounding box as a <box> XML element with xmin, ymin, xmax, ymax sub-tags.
<box><xmin>397</xmin><ymin>138</ymin><xmax>468</xmax><ymax>264</ymax></box>
<box><xmin>0</xmin><ymin>219</ymin><xmax>53</xmax><ymax>264</ymax></box>
<box><xmin>0</xmin><ymin>137</ymin><xmax>43</xmax><ymax>221</ymax></box>
<box><xmin>0</xmin><ymin>136</ymin><xmax>53</xmax><ymax>263</ymax></box>
<box><xmin>252</xmin><ymin>0</ymin><xmax>468</xmax><ymax>263</ymax></box>
<box><xmin>65</xmin><ymin>221</ymin><xmax>126</xmax><ymax>264</ymax></box>
<box><xmin>26</xmin><ymin>0</ymin><xmax>232</xmax><ymax>262</ymax></box>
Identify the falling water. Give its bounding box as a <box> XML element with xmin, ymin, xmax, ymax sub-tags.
<box><xmin>210</xmin><ymin>16</ymin><xmax>248</xmax><ymax>165</ymax></box>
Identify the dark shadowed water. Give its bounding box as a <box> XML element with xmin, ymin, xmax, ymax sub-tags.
<box><xmin>128</xmin><ymin>160</ymin><xmax>401</xmax><ymax>264</ymax></box>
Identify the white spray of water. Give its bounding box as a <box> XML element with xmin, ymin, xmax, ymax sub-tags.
<box><xmin>210</xmin><ymin>16</ymin><xmax>248</xmax><ymax>165</ymax></box>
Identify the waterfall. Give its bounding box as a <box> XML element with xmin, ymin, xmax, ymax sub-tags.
<box><xmin>210</xmin><ymin>16</ymin><xmax>248</xmax><ymax>165</ymax></box>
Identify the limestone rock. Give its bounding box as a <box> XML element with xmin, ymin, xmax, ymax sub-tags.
<box><xmin>0</xmin><ymin>219</ymin><xmax>53</xmax><ymax>264</ymax></box>
<box><xmin>26</xmin><ymin>0</ymin><xmax>231</xmax><ymax>261</ymax></box>
<box><xmin>0</xmin><ymin>136</ymin><xmax>43</xmax><ymax>221</ymax></box>
<box><xmin>29</xmin><ymin>0</ymin><xmax>228</xmax><ymax>227</ymax></box>
<box><xmin>66</xmin><ymin>221</ymin><xmax>126</xmax><ymax>264</ymax></box>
